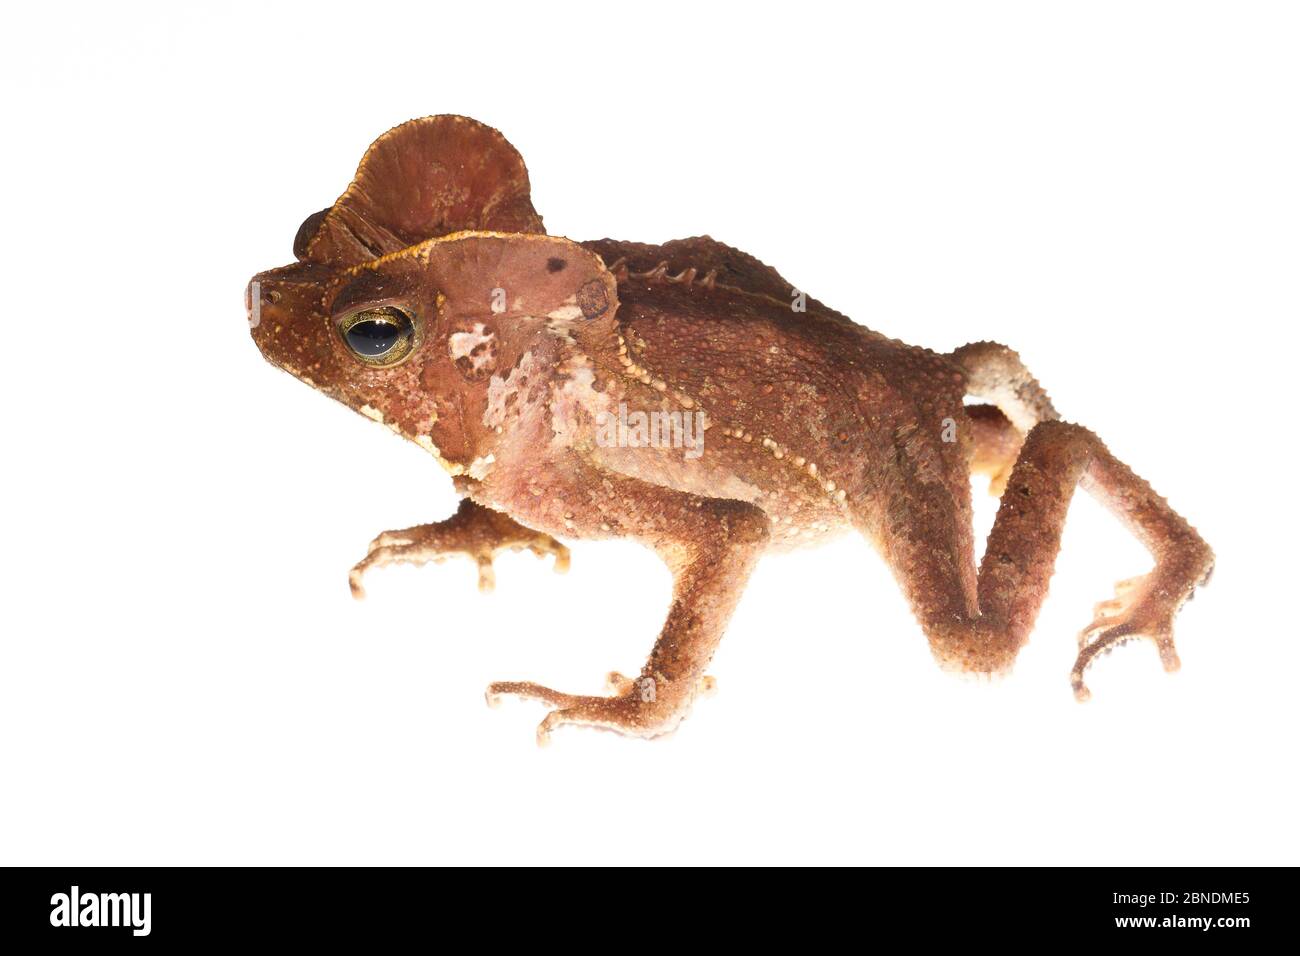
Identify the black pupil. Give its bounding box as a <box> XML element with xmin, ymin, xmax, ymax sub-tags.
<box><xmin>346</xmin><ymin>317</ymin><xmax>403</xmax><ymax>357</ymax></box>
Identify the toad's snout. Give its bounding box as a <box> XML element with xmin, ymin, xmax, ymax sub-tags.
<box><xmin>244</xmin><ymin>270</ymin><xmax>335</xmax><ymax>385</ymax></box>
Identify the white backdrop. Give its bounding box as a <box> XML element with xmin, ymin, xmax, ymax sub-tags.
<box><xmin>2</xmin><ymin>1</ymin><xmax>1295</xmax><ymax>865</ymax></box>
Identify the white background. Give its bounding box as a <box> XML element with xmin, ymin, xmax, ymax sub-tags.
<box><xmin>2</xmin><ymin>2</ymin><xmax>1296</xmax><ymax>866</ymax></box>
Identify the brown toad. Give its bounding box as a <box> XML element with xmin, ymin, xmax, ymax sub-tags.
<box><xmin>247</xmin><ymin>115</ymin><xmax>1214</xmax><ymax>743</ymax></box>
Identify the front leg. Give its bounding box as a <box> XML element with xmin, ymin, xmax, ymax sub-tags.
<box><xmin>349</xmin><ymin>498</ymin><xmax>569</xmax><ymax>597</ymax></box>
<box><xmin>483</xmin><ymin>467</ymin><xmax>771</xmax><ymax>743</ymax></box>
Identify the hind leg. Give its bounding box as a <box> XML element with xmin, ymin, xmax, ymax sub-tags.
<box><xmin>950</xmin><ymin>340</ymin><xmax>1059</xmax><ymax>430</ymax></box>
<box><xmin>983</xmin><ymin>422</ymin><xmax>1212</xmax><ymax>695</ymax></box>
<box><xmin>966</xmin><ymin>404</ymin><xmax>1023</xmax><ymax>497</ymax></box>
<box><xmin>948</xmin><ymin>342</ymin><xmax>1213</xmax><ymax>694</ymax></box>
<box><xmin>1067</xmin><ymin>447</ymin><xmax>1215</xmax><ymax>698</ymax></box>
<box><xmin>876</xmin><ymin>419</ymin><xmax>1213</xmax><ymax>695</ymax></box>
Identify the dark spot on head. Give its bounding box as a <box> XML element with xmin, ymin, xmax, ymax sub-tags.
<box><xmin>546</xmin><ymin>257</ymin><xmax>567</xmax><ymax>273</ymax></box>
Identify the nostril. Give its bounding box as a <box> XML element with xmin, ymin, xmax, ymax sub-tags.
<box><xmin>246</xmin><ymin>280</ymin><xmax>282</xmax><ymax>330</ymax></box>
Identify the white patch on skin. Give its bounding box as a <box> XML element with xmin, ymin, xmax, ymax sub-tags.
<box><xmin>360</xmin><ymin>404</ymin><xmax>385</xmax><ymax>422</ymax></box>
<box><xmin>485</xmin><ymin>351</ymin><xmax>540</xmax><ymax>430</ymax></box>
<box><xmin>416</xmin><ymin>434</ymin><xmax>465</xmax><ymax>476</ymax></box>
<box><xmin>448</xmin><ymin>323</ymin><xmax>496</xmax><ymax>374</ymax></box>
<box><xmin>547</xmin><ymin>304</ymin><xmax>584</xmax><ymax>322</ymax></box>
<box><xmin>551</xmin><ymin>357</ymin><xmax>614</xmax><ymax>447</ymax></box>
<box><xmin>545</xmin><ymin>293</ymin><xmax>583</xmax><ymax>325</ymax></box>
<box><xmin>468</xmin><ymin>454</ymin><xmax>495</xmax><ymax>480</ymax></box>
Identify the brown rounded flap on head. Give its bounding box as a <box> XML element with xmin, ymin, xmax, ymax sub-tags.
<box><xmin>301</xmin><ymin>116</ymin><xmax>545</xmax><ymax>266</ymax></box>
<box><xmin>417</xmin><ymin>233</ymin><xmax>618</xmax><ymax>329</ymax></box>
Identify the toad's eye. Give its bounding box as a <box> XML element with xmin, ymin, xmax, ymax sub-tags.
<box><xmin>338</xmin><ymin>306</ymin><xmax>416</xmax><ymax>366</ymax></box>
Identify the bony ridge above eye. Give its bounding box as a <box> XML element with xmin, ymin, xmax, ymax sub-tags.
<box><xmin>337</xmin><ymin>306</ymin><xmax>416</xmax><ymax>366</ymax></box>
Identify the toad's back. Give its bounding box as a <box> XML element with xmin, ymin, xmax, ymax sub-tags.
<box><xmin>581</xmin><ymin>236</ymin><xmax>977</xmax><ymax>548</ymax></box>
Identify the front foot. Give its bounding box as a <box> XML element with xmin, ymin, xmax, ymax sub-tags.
<box><xmin>349</xmin><ymin>499</ymin><xmax>569</xmax><ymax>598</ymax></box>
<box><xmin>486</xmin><ymin>672</ymin><xmax>715</xmax><ymax>744</ymax></box>
<box><xmin>1071</xmin><ymin>572</ymin><xmax>1202</xmax><ymax>701</ymax></box>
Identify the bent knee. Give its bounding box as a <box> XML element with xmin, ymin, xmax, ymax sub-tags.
<box><xmin>926</xmin><ymin>617</ymin><xmax>1026</xmax><ymax>676</ymax></box>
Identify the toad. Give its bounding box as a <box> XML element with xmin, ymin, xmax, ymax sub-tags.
<box><xmin>248</xmin><ymin>116</ymin><xmax>1213</xmax><ymax>742</ymax></box>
